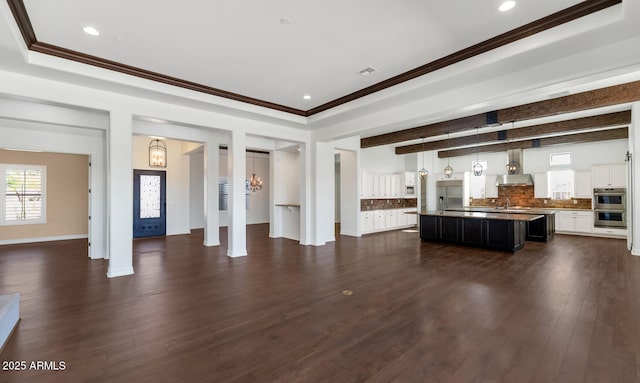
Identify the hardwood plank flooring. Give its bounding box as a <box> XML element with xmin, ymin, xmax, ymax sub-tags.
<box><xmin>1</xmin><ymin>225</ymin><xmax>639</xmax><ymax>382</ymax></box>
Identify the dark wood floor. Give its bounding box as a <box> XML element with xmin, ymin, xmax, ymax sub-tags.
<box><xmin>1</xmin><ymin>225</ymin><xmax>639</xmax><ymax>382</ymax></box>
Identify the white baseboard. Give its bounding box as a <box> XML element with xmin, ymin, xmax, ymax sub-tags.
<box><xmin>106</xmin><ymin>267</ymin><xmax>134</xmax><ymax>278</ymax></box>
<box><xmin>227</xmin><ymin>250</ymin><xmax>247</xmax><ymax>258</ymax></box>
<box><xmin>0</xmin><ymin>234</ymin><xmax>88</xmax><ymax>246</ymax></box>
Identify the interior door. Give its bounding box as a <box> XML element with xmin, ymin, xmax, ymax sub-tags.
<box><xmin>133</xmin><ymin>169</ymin><xmax>166</xmax><ymax>238</ymax></box>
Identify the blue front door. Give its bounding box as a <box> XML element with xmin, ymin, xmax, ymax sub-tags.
<box><xmin>133</xmin><ymin>169</ymin><xmax>166</xmax><ymax>238</ymax></box>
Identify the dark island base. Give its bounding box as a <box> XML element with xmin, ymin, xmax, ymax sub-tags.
<box><xmin>420</xmin><ymin>215</ymin><xmax>527</xmax><ymax>252</ymax></box>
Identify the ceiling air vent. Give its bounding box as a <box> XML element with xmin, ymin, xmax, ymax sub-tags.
<box><xmin>359</xmin><ymin>67</ymin><xmax>378</xmax><ymax>76</ymax></box>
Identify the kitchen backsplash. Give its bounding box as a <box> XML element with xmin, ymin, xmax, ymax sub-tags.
<box><xmin>361</xmin><ymin>198</ymin><xmax>417</xmax><ymax>211</ymax></box>
<box><xmin>470</xmin><ymin>185</ymin><xmax>592</xmax><ymax>209</ymax></box>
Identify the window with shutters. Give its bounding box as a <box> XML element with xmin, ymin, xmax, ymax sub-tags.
<box><xmin>1</xmin><ymin>164</ymin><xmax>47</xmax><ymax>225</ymax></box>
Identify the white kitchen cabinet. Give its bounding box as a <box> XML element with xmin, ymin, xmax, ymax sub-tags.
<box><xmin>592</xmin><ymin>164</ymin><xmax>626</xmax><ymax>188</ymax></box>
<box><xmin>385</xmin><ymin>209</ymin><xmax>399</xmax><ymax>228</ymax></box>
<box><xmin>361</xmin><ymin>172</ymin><xmax>373</xmax><ymax>198</ymax></box>
<box><xmin>361</xmin><ymin>209</ymin><xmax>417</xmax><ymax>234</ymax></box>
<box><xmin>373</xmin><ymin>210</ymin><xmax>386</xmax><ymax>230</ymax></box>
<box><xmin>361</xmin><ymin>211</ymin><xmax>373</xmax><ymax>232</ymax></box>
<box><xmin>609</xmin><ymin>164</ymin><xmax>626</xmax><ymax>187</ymax></box>
<box><xmin>592</xmin><ymin>227</ymin><xmax>627</xmax><ymax>238</ymax></box>
<box><xmin>573</xmin><ymin>170</ymin><xmax>592</xmax><ymax>198</ymax></box>
<box><xmin>370</xmin><ymin>175</ymin><xmax>380</xmax><ymax>198</ymax></box>
<box><xmin>404</xmin><ymin>172</ymin><xmax>416</xmax><ymax>186</ymax></box>
<box><xmin>404</xmin><ymin>209</ymin><xmax>417</xmax><ymax>225</ymax></box>
<box><xmin>391</xmin><ymin>174</ymin><xmax>402</xmax><ymax>197</ymax></box>
<box><xmin>362</xmin><ymin>172</ymin><xmax>419</xmax><ymax>200</ymax></box>
<box><xmin>469</xmin><ymin>175</ymin><xmax>486</xmax><ymax>199</ymax></box>
<box><xmin>534</xmin><ymin>173</ymin><xmax>550</xmax><ymax>198</ymax></box>
<box><xmin>485</xmin><ymin>175</ymin><xmax>499</xmax><ymax>198</ymax></box>
<box><xmin>555</xmin><ymin>210</ymin><xmax>593</xmax><ymax>234</ymax></box>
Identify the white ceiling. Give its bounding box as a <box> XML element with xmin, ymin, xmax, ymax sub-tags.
<box><xmin>22</xmin><ymin>0</ymin><xmax>584</xmax><ymax>111</ymax></box>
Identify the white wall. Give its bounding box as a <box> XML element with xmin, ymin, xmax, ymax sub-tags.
<box><xmin>190</xmin><ymin>151</ymin><xmax>205</xmax><ymax>229</ymax></box>
<box><xmin>523</xmin><ymin>139</ymin><xmax>628</xmax><ymax>173</ymax></box>
<box><xmin>361</xmin><ymin>145</ymin><xmax>406</xmax><ymax>174</ymax></box>
<box><xmin>273</xmin><ymin>151</ymin><xmax>300</xmax><ymax>205</ymax></box>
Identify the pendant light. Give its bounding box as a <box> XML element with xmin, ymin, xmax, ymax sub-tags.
<box><xmin>443</xmin><ymin>132</ymin><xmax>453</xmax><ymax>178</ymax></box>
<box><xmin>506</xmin><ymin>122</ymin><xmax>520</xmax><ymax>175</ymax></box>
<box><xmin>418</xmin><ymin>137</ymin><xmax>428</xmax><ymax>179</ymax></box>
<box><xmin>149</xmin><ymin>139</ymin><xmax>167</xmax><ymax>168</ymax></box>
<box><xmin>472</xmin><ymin>127</ymin><xmax>483</xmax><ymax>176</ymax></box>
<box><xmin>249</xmin><ymin>152</ymin><xmax>263</xmax><ymax>192</ymax></box>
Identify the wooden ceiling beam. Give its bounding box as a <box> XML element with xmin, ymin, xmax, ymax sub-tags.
<box><xmin>363</xmin><ymin>80</ymin><xmax>640</xmax><ymax>149</ymax></box>
<box><xmin>395</xmin><ymin>111</ymin><xmax>630</xmax><ymax>154</ymax></box>
<box><xmin>499</xmin><ymin>81</ymin><xmax>640</xmax><ymax>123</ymax></box>
<box><xmin>361</xmin><ymin>114</ymin><xmax>487</xmax><ymax>148</ymax></box>
<box><xmin>438</xmin><ymin>127</ymin><xmax>628</xmax><ymax>158</ymax></box>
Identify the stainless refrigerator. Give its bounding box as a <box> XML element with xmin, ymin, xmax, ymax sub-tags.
<box><xmin>436</xmin><ymin>180</ymin><xmax>464</xmax><ymax>210</ymax></box>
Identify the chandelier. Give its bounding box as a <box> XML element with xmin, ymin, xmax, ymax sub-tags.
<box><xmin>149</xmin><ymin>139</ymin><xmax>167</xmax><ymax>168</ymax></box>
<box><xmin>249</xmin><ymin>152</ymin><xmax>263</xmax><ymax>192</ymax></box>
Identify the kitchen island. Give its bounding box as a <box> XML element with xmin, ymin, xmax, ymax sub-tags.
<box><xmin>446</xmin><ymin>207</ymin><xmax>556</xmax><ymax>242</ymax></box>
<box><xmin>419</xmin><ymin>210</ymin><xmax>544</xmax><ymax>252</ymax></box>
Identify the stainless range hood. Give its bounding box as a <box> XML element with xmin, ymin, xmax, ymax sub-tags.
<box><xmin>495</xmin><ymin>173</ymin><xmax>534</xmax><ymax>186</ymax></box>
<box><xmin>496</xmin><ymin>149</ymin><xmax>534</xmax><ymax>186</ymax></box>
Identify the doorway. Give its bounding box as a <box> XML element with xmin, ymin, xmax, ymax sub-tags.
<box><xmin>133</xmin><ymin>169</ymin><xmax>166</xmax><ymax>238</ymax></box>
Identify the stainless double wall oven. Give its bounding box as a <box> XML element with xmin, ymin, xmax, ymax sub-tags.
<box><xmin>594</xmin><ymin>188</ymin><xmax>626</xmax><ymax>228</ymax></box>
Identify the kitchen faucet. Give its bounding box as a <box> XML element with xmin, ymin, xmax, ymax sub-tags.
<box><xmin>506</xmin><ymin>198</ymin><xmax>511</xmax><ymax>209</ymax></box>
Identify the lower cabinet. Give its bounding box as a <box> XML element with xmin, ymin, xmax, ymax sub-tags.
<box><xmin>419</xmin><ymin>215</ymin><xmax>526</xmax><ymax>252</ymax></box>
<box><xmin>555</xmin><ymin>210</ymin><xmax>593</xmax><ymax>234</ymax></box>
<box><xmin>361</xmin><ymin>209</ymin><xmax>417</xmax><ymax>234</ymax></box>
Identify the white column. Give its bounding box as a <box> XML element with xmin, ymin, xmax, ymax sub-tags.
<box><xmin>106</xmin><ymin>110</ymin><xmax>134</xmax><ymax>278</ymax></box>
<box><xmin>313</xmin><ymin>141</ymin><xmax>334</xmax><ymax>245</ymax></box>
<box><xmin>203</xmin><ymin>135</ymin><xmax>220</xmax><ymax>246</ymax></box>
<box><xmin>203</xmin><ymin>137</ymin><xmax>220</xmax><ymax>246</ymax></box>
<box><xmin>299</xmin><ymin>143</ymin><xmax>312</xmax><ymax>245</ymax></box>
<box><xmin>227</xmin><ymin>129</ymin><xmax>247</xmax><ymax>257</ymax></box>
<box><xmin>268</xmin><ymin>150</ymin><xmax>277</xmax><ymax>238</ymax></box>
<box><xmin>630</xmin><ymin>102</ymin><xmax>640</xmax><ymax>255</ymax></box>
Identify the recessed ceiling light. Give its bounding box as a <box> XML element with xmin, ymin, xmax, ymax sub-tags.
<box><xmin>303</xmin><ymin>95</ymin><xmax>311</xmax><ymax>100</ymax></box>
<box><xmin>499</xmin><ymin>1</ymin><xmax>516</xmax><ymax>12</ymax></box>
<box><xmin>82</xmin><ymin>26</ymin><xmax>100</xmax><ymax>36</ymax></box>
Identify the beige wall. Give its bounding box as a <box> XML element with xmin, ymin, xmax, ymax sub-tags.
<box><xmin>0</xmin><ymin>150</ymin><xmax>88</xmax><ymax>241</ymax></box>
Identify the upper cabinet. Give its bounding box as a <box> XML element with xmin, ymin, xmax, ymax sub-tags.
<box><xmin>361</xmin><ymin>172</ymin><xmax>404</xmax><ymax>199</ymax></box>
<box><xmin>469</xmin><ymin>175</ymin><xmax>486</xmax><ymax>199</ymax></box>
<box><xmin>485</xmin><ymin>175</ymin><xmax>499</xmax><ymax>198</ymax></box>
<box><xmin>592</xmin><ymin>164</ymin><xmax>626</xmax><ymax>188</ymax></box>
<box><xmin>534</xmin><ymin>173</ymin><xmax>550</xmax><ymax>198</ymax></box>
<box><xmin>403</xmin><ymin>172</ymin><xmax>416</xmax><ymax>187</ymax></box>
<box><xmin>573</xmin><ymin>170</ymin><xmax>592</xmax><ymax>198</ymax></box>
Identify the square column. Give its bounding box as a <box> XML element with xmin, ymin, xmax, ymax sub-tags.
<box><xmin>227</xmin><ymin>130</ymin><xmax>247</xmax><ymax>257</ymax></box>
<box><xmin>107</xmin><ymin>110</ymin><xmax>134</xmax><ymax>278</ymax></box>
<box><xmin>630</xmin><ymin>102</ymin><xmax>640</xmax><ymax>255</ymax></box>
<box><xmin>203</xmin><ymin>136</ymin><xmax>220</xmax><ymax>246</ymax></box>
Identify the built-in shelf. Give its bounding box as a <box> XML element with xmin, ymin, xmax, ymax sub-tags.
<box><xmin>275</xmin><ymin>203</ymin><xmax>300</xmax><ymax>207</ymax></box>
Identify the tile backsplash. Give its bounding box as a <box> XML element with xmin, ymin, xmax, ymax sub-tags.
<box><xmin>361</xmin><ymin>198</ymin><xmax>417</xmax><ymax>211</ymax></box>
<box><xmin>470</xmin><ymin>185</ymin><xmax>592</xmax><ymax>209</ymax></box>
